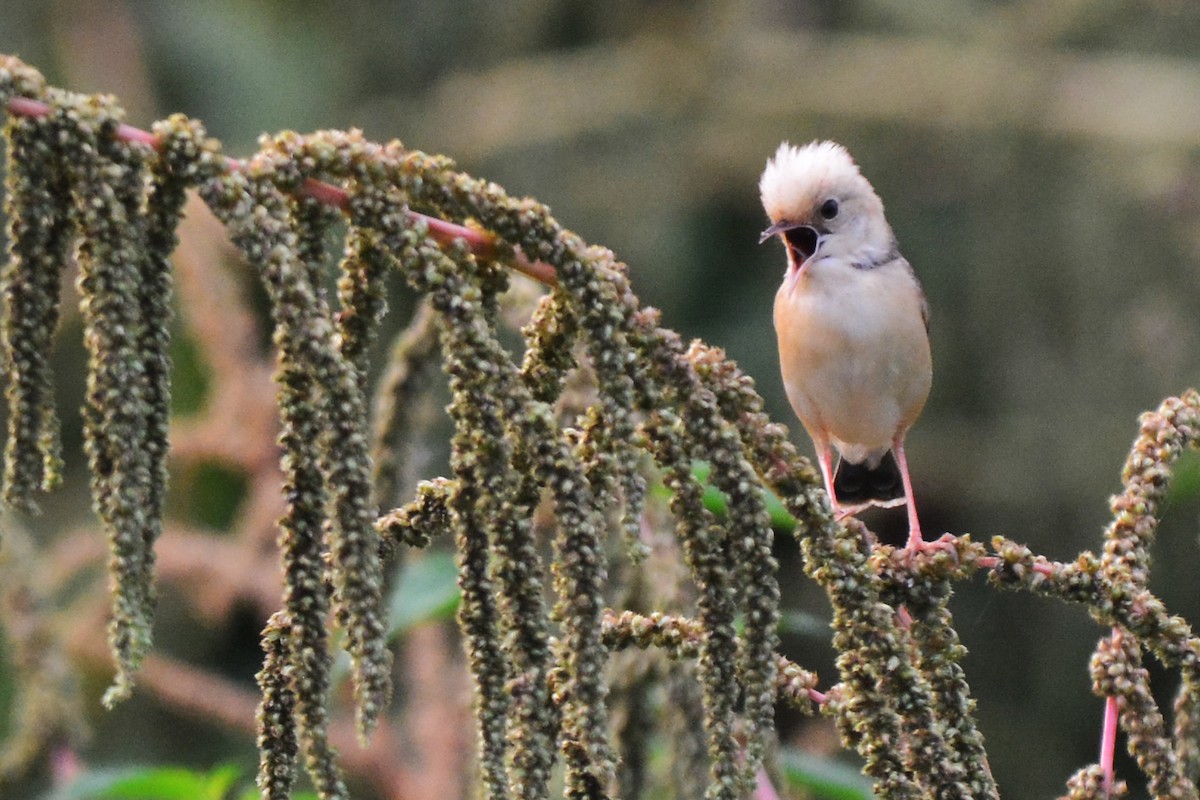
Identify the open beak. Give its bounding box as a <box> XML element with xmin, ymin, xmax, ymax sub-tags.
<box><xmin>759</xmin><ymin>221</ymin><xmax>822</xmax><ymax>269</ymax></box>
<box><xmin>758</xmin><ymin>219</ymin><xmax>797</xmax><ymax>244</ymax></box>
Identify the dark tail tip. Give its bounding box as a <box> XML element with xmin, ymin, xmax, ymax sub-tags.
<box><xmin>833</xmin><ymin>450</ymin><xmax>904</xmax><ymax>506</ymax></box>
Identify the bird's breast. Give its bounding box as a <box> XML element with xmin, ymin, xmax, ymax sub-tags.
<box><xmin>774</xmin><ymin>258</ymin><xmax>931</xmax><ymax>453</ymax></box>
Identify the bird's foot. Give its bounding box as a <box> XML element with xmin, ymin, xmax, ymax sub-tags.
<box><xmin>832</xmin><ymin>500</ymin><xmax>874</xmax><ymax>521</ymax></box>
<box><xmin>898</xmin><ymin>532</ymin><xmax>959</xmax><ymax>567</ymax></box>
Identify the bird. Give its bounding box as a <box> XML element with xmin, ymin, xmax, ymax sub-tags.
<box><xmin>759</xmin><ymin>140</ymin><xmax>934</xmax><ymax>551</ymax></box>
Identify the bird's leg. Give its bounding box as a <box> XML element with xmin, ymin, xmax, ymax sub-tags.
<box><xmin>814</xmin><ymin>443</ymin><xmax>847</xmax><ymax>516</ymax></box>
<box><xmin>893</xmin><ymin>439</ymin><xmax>923</xmax><ymax>547</ymax></box>
<box><xmin>893</xmin><ymin>438</ymin><xmax>955</xmax><ymax>556</ymax></box>
<box><xmin>817</xmin><ymin>444</ymin><xmax>870</xmax><ymax>520</ymax></box>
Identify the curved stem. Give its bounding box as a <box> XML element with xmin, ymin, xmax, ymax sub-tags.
<box><xmin>4</xmin><ymin>96</ymin><xmax>558</xmax><ymax>287</ymax></box>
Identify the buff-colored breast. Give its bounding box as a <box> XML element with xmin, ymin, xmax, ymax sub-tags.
<box><xmin>773</xmin><ymin>256</ymin><xmax>931</xmax><ymax>463</ymax></box>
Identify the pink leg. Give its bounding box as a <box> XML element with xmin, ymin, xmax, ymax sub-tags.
<box><xmin>893</xmin><ymin>437</ymin><xmax>924</xmax><ymax>549</ymax></box>
<box><xmin>894</xmin><ymin>438</ymin><xmax>957</xmax><ymax>559</ymax></box>
<box><xmin>816</xmin><ymin>443</ymin><xmax>872</xmax><ymax>520</ymax></box>
<box><xmin>814</xmin><ymin>442</ymin><xmax>841</xmax><ymax>511</ymax></box>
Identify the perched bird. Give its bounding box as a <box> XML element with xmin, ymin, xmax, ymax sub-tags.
<box><xmin>759</xmin><ymin>141</ymin><xmax>933</xmax><ymax>550</ymax></box>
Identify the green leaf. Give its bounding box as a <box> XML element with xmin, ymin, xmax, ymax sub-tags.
<box><xmin>387</xmin><ymin>551</ymin><xmax>461</xmax><ymax>639</ymax></box>
<box><xmin>44</xmin><ymin>764</ymin><xmax>241</xmax><ymax>800</ymax></box>
<box><xmin>698</xmin><ymin>457</ymin><xmax>798</xmax><ymax>531</ymax></box>
<box><xmin>651</xmin><ymin>461</ymin><xmax>797</xmax><ymax>532</ymax></box>
<box><xmin>780</xmin><ymin>749</ymin><xmax>875</xmax><ymax>799</ymax></box>
<box><xmin>762</xmin><ymin>481</ymin><xmax>798</xmax><ymax>532</ymax></box>
<box><xmin>779</xmin><ymin>608</ymin><xmax>829</xmax><ymax>638</ymax></box>
<box><xmin>1167</xmin><ymin>449</ymin><xmax>1200</xmax><ymax>505</ymax></box>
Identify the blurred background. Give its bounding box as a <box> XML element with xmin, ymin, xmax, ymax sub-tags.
<box><xmin>3</xmin><ymin>1</ymin><xmax>1200</xmax><ymax>798</ymax></box>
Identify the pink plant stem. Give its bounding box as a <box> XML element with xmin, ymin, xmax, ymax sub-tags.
<box><xmin>4</xmin><ymin>95</ymin><xmax>559</xmax><ymax>286</ymax></box>
<box><xmin>753</xmin><ymin>765</ymin><xmax>782</xmax><ymax>800</ymax></box>
<box><xmin>8</xmin><ymin>95</ymin><xmax>156</xmax><ymax>146</ymax></box>
<box><xmin>51</xmin><ymin>746</ymin><xmax>83</xmax><ymax>786</ymax></box>
<box><xmin>1100</xmin><ymin>629</ymin><xmax>1120</xmax><ymax>797</ymax></box>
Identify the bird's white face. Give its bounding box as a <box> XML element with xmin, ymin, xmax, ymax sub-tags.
<box><xmin>759</xmin><ymin>141</ymin><xmax>894</xmax><ymax>277</ymax></box>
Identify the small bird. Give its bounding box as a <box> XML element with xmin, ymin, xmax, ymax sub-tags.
<box><xmin>759</xmin><ymin>141</ymin><xmax>933</xmax><ymax>550</ymax></box>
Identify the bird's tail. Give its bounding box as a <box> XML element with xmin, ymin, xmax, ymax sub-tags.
<box><xmin>833</xmin><ymin>450</ymin><xmax>907</xmax><ymax>509</ymax></box>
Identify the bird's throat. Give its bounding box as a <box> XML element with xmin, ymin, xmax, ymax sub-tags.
<box><xmin>784</xmin><ymin>258</ymin><xmax>807</xmax><ymax>294</ymax></box>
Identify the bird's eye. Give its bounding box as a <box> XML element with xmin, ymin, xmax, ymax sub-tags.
<box><xmin>819</xmin><ymin>198</ymin><xmax>839</xmax><ymax>220</ymax></box>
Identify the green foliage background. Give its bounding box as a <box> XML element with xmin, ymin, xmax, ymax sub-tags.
<box><xmin>3</xmin><ymin>1</ymin><xmax>1200</xmax><ymax>798</ymax></box>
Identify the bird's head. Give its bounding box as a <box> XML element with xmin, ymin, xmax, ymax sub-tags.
<box><xmin>758</xmin><ymin>141</ymin><xmax>893</xmax><ymax>274</ymax></box>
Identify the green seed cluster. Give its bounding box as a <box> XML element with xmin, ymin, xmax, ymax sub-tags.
<box><xmin>0</xmin><ymin>60</ymin><xmax>57</xmax><ymax>520</ymax></box>
<box><xmin>636</xmin><ymin>361</ymin><xmax>780</xmax><ymax>798</ymax></box>
<box><xmin>62</xmin><ymin>96</ymin><xmax>163</xmax><ymax>709</ymax></box>
<box><xmin>335</xmin><ymin>226</ymin><xmax>390</xmax><ymax>389</ymax></box>
<box><xmin>692</xmin><ymin>338</ymin><xmax>919</xmax><ymax>796</ymax></box>
<box><xmin>695</xmin><ymin>337</ymin><xmax>997</xmax><ymax>798</ymax></box>
<box><xmin>256</xmin><ymin>612</ymin><xmax>302</xmax><ymax>800</ymax></box>
<box><xmin>400</xmin><ymin>231</ymin><xmax>559</xmax><ymax>799</ymax></box>
<box><xmin>374</xmin><ymin>476</ymin><xmax>453</xmax><ymax>549</ymax></box>
<box><xmin>0</xmin><ymin>68</ymin><xmax>188</xmax><ymax>708</ymax></box>
<box><xmin>884</xmin><ymin>553</ymin><xmax>997</xmax><ymax>798</ymax></box>
<box><xmin>987</xmin><ymin>392</ymin><xmax>1200</xmax><ymax>795</ymax></box>
<box><xmin>254</xmin><ymin>135</ymin><xmax>394</xmax><ymax>744</ymax></box>
<box><xmin>196</xmin><ymin>151</ymin><xmax>354</xmax><ymax>795</ymax></box>
<box><xmin>1062</xmin><ymin>764</ymin><xmax>1127</xmax><ymax>799</ymax></box>
<box><xmin>377</xmin><ymin>144</ymin><xmax>785</xmax><ymax>797</ymax></box>
<box><xmin>1176</xmin><ymin>666</ymin><xmax>1200</xmax><ymax>791</ymax></box>
<box><xmin>1093</xmin><ymin>632</ymin><xmax>1193</xmax><ymax>798</ymax></box>
<box><xmin>1</xmin><ymin>107</ymin><xmax>66</xmax><ymax>511</ymax></box>
<box><xmin>601</xmin><ymin>609</ymin><xmax>819</xmax><ymax>713</ymax></box>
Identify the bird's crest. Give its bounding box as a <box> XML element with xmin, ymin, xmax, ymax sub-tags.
<box><xmin>759</xmin><ymin>140</ymin><xmax>871</xmax><ymax>224</ymax></box>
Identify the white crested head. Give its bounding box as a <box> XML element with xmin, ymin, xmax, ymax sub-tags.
<box><xmin>759</xmin><ymin>140</ymin><xmax>893</xmax><ymax>263</ymax></box>
<box><xmin>760</xmin><ymin>141</ymin><xmax>854</xmax><ymax>222</ymax></box>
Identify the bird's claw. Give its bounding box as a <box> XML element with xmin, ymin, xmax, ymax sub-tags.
<box><xmin>898</xmin><ymin>532</ymin><xmax>959</xmax><ymax>567</ymax></box>
<box><xmin>832</xmin><ymin>501</ymin><xmax>874</xmax><ymax>521</ymax></box>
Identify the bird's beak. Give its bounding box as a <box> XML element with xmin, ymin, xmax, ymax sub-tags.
<box><xmin>760</xmin><ymin>221</ymin><xmax>823</xmax><ymax>268</ymax></box>
<box><xmin>759</xmin><ymin>219</ymin><xmax>797</xmax><ymax>244</ymax></box>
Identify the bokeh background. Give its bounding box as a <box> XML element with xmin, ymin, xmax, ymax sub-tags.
<box><xmin>3</xmin><ymin>1</ymin><xmax>1200</xmax><ymax>798</ymax></box>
